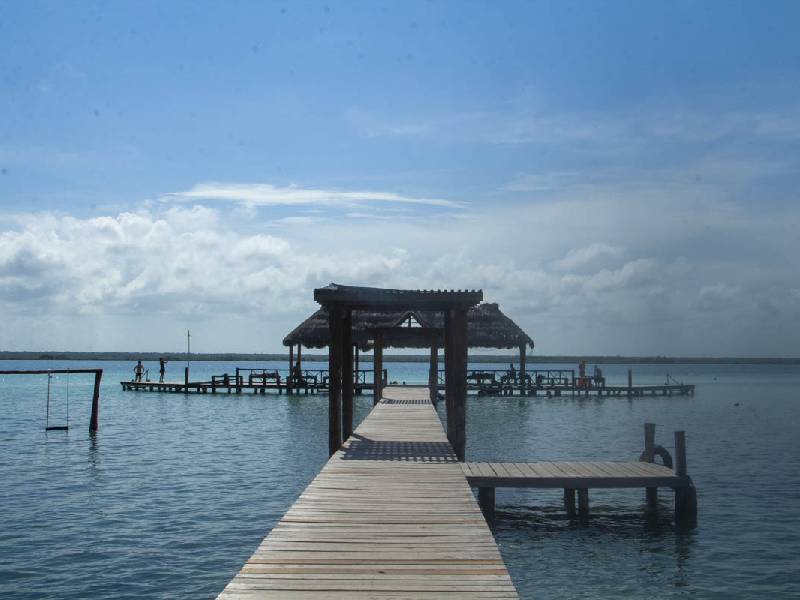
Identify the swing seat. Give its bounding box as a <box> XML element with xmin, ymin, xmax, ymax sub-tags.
<box><xmin>45</xmin><ymin>425</ymin><xmax>69</xmax><ymax>431</ymax></box>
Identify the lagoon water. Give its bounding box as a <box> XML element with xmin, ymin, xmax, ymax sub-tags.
<box><xmin>1</xmin><ymin>359</ymin><xmax>799</xmax><ymax>599</ymax></box>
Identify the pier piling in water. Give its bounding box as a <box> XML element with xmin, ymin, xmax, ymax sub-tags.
<box><xmin>644</xmin><ymin>422</ymin><xmax>658</xmax><ymax>508</ymax></box>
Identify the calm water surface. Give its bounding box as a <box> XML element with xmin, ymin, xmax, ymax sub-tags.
<box><xmin>1</xmin><ymin>360</ymin><xmax>799</xmax><ymax>599</ymax></box>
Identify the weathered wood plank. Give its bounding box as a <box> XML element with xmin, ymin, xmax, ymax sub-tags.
<box><xmin>217</xmin><ymin>386</ymin><xmax>517</xmax><ymax>599</ymax></box>
<box><xmin>463</xmin><ymin>461</ymin><xmax>687</xmax><ymax>489</ymax></box>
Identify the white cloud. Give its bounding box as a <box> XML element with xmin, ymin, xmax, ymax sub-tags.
<box><xmin>1</xmin><ymin>192</ymin><xmax>798</xmax><ymax>355</ymax></box>
<box><xmin>162</xmin><ymin>182</ymin><xmax>465</xmax><ymax>210</ymax></box>
<box><xmin>552</xmin><ymin>243</ymin><xmax>625</xmax><ymax>272</ymax></box>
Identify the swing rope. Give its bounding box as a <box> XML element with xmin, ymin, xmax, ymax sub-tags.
<box><xmin>45</xmin><ymin>372</ymin><xmax>51</xmax><ymax>429</ymax></box>
<box><xmin>66</xmin><ymin>369</ymin><xmax>70</xmax><ymax>429</ymax></box>
<box><xmin>44</xmin><ymin>370</ymin><xmax>69</xmax><ymax>432</ymax></box>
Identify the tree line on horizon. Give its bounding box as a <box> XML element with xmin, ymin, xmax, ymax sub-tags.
<box><xmin>0</xmin><ymin>351</ymin><xmax>797</xmax><ymax>365</ymax></box>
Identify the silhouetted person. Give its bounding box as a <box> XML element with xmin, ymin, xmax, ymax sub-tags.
<box><xmin>292</xmin><ymin>364</ymin><xmax>302</xmax><ymax>384</ymax></box>
<box><xmin>593</xmin><ymin>365</ymin><xmax>606</xmax><ymax>387</ymax></box>
<box><xmin>508</xmin><ymin>362</ymin><xmax>516</xmax><ymax>382</ymax></box>
<box><xmin>159</xmin><ymin>357</ymin><xmax>167</xmax><ymax>383</ymax></box>
<box><xmin>134</xmin><ymin>360</ymin><xmax>144</xmax><ymax>383</ymax></box>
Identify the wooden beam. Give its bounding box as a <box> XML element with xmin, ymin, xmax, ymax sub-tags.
<box><xmin>373</xmin><ymin>331</ymin><xmax>383</xmax><ymax>405</ymax></box>
<box><xmin>288</xmin><ymin>344</ymin><xmax>294</xmax><ymax>395</ymax></box>
<box><xmin>519</xmin><ymin>343</ymin><xmax>527</xmax><ymax>395</ymax></box>
<box><xmin>447</xmin><ymin>308</ymin><xmax>468</xmax><ymax>462</ymax></box>
<box><xmin>428</xmin><ymin>342</ymin><xmax>438</xmax><ymax>405</ymax></box>
<box><xmin>328</xmin><ymin>307</ymin><xmax>343</xmax><ymax>456</ymax></box>
<box><xmin>444</xmin><ymin>310</ymin><xmax>454</xmax><ymax>441</ymax></box>
<box><xmin>342</xmin><ymin>309</ymin><xmax>354</xmax><ymax>441</ymax></box>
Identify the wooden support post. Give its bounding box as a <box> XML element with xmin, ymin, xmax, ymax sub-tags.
<box><xmin>673</xmin><ymin>430</ymin><xmax>697</xmax><ymax>526</ymax></box>
<box><xmin>644</xmin><ymin>422</ymin><xmax>658</xmax><ymax>508</ymax></box>
<box><xmin>328</xmin><ymin>307</ymin><xmax>344</xmax><ymax>456</ymax></box>
<box><xmin>354</xmin><ymin>346</ymin><xmax>360</xmax><ymax>394</ymax></box>
<box><xmin>627</xmin><ymin>369</ymin><xmax>633</xmax><ymax>398</ymax></box>
<box><xmin>429</xmin><ymin>343</ymin><xmax>438</xmax><ymax>405</ymax></box>
<box><xmin>342</xmin><ymin>310</ymin><xmax>354</xmax><ymax>441</ymax></box>
<box><xmin>235</xmin><ymin>367</ymin><xmax>242</xmax><ymax>394</ymax></box>
<box><xmin>89</xmin><ymin>370</ymin><xmax>102</xmax><ymax>433</ymax></box>
<box><xmin>446</xmin><ymin>308</ymin><xmax>468</xmax><ymax>462</ymax></box>
<box><xmin>564</xmin><ymin>488</ymin><xmax>576</xmax><ymax>517</ymax></box>
<box><xmin>288</xmin><ymin>344</ymin><xmax>294</xmax><ymax>395</ymax></box>
<box><xmin>297</xmin><ymin>344</ymin><xmax>302</xmax><ymax>371</ymax></box>
<box><xmin>578</xmin><ymin>488</ymin><xmax>589</xmax><ymax>517</ymax></box>
<box><xmin>444</xmin><ymin>311</ymin><xmax>454</xmax><ymax>440</ymax></box>
<box><xmin>373</xmin><ymin>332</ymin><xmax>383</xmax><ymax>405</ymax></box>
<box><xmin>478</xmin><ymin>487</ymin><xmax>495</xmax><ymax>525</ymax></box>
<box><xmin>675</xmin><ymin>430</ymin><xmax>687</xmax><ymax>477</ymax></box>
<box><xmin>519</xmin><ymin>343</ymin><xmax>526</xmax><ymax>395</ymax></box>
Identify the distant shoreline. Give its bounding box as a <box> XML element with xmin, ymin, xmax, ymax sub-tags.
<box><xmin>0</xmin><ymin>351</ymin><xmax>798</xmax><ymax>365</ymax></box>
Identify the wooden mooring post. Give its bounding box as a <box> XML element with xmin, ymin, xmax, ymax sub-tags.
<box><xmin>644</xmin><ymin>422</ymin><xmax>658</xmax><ymax>508</ymax></box>
<box><xmin>674</xmin><ymin>430</ymin><xmax>698</xmax><ymax>526</ymax></box>
<box><xmin>90</xmin><ymin>370</ymin><xmax>102</xmax><ymax>433</ymax></box>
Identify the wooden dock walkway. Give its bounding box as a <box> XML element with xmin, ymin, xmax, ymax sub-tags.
<box><xmin>463</xmin><ymin>461</ymin><xmax>686</xmax><ymax>489</ymax></box>
<box><xmin>461</xmin><ymin>423</ymin><xmax>697</xmax><ymax>527</ymax></box>
<box><xmin>217</xmin><ymin>385</ymin><xmax>518</xmax><ymax>599</ymax></box>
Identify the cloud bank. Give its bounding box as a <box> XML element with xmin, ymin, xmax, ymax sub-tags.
<box><xmin>1</xmin><ymin>192</ymin><xmax>798</xmax><ymax>356</ymax></box>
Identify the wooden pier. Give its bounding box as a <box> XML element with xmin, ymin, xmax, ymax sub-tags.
<box><xmin>120</xmin><ymin>368</ymin><xmax>382</xmax><ymax>396</ymax></box>
<box><xmin>464</xmin><ymin>423</ymin><xmax>697</xmax><ymax>527</ymax></box>
<box><xmin>217</xmin><ymin>386</ymin><xmax>518</xmax><ymax>599</ymax></box>
<box><xmin>120</xmin><ymin>369</ymin><xmax>694</xmax><ymax>399</ymax></box>
<box><xmin>456</xmin><ymin>368</ymin><xmax>695</xmax><ymax>398</ymax></box>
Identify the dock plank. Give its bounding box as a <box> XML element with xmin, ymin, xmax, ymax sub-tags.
<box><xmin>463</xmin><ymin>461</ymin><xmax>688</xmax><ymax>489</ymax></box>
<box><xmin>218</xmin><ymin>386</ymin><xmax>517</xmax><ymax>599</ymax></box>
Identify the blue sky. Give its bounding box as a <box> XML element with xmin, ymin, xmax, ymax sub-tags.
<box><xmin>1</xmin><ymin>1</ymin><xmax>799</xmax><ymax>355</ymax></box>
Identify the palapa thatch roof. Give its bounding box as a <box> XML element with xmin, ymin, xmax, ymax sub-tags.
<box><xmin>282</xmin><ymin>303</ymin><xmax>534</xmax><ymax>351</ymax></box>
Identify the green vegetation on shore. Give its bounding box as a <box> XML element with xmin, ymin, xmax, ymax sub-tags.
<box><xmin>0</xmin><ymin>351</ymin><xmax>798</xmax><ymax>365</ymax></box>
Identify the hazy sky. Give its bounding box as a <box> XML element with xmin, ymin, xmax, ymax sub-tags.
<box><xmin>1</xmin><ymin>1</ymin><xmax>799</xmax><ymax>356</ymax></box>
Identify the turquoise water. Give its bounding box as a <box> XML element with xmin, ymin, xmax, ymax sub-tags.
<box><xmin>1</xmin><ymin>360</ymin><xmax>799</xmax><ymax>598</ymax></box>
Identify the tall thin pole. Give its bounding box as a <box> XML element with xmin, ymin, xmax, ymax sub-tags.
<box><xmin>184</xmin><ymin>330</ymin><xmax>192</xmax><ymax>387</ymax></box>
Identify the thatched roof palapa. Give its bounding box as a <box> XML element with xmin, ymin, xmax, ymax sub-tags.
<box><xmin>283</xmin><ymin>303</ymin><xmax>534</xmax><ymax>351</ymax></box>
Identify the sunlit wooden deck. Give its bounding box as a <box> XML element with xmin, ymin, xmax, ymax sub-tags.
<box><xmin>217</xmin><ymin>385</ymin><xmax>518</xmax><ymax>599</ymax></box>
<box><xmin>463</xmin><ymin>461</ymin><xmax>687</xmax><ymax>489</ymax></box>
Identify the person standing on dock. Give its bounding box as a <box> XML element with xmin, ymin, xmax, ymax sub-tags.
<box><xmin>134</xmin><ymin>360</ymin><xmax>144</xmax><ymax>383</ymax></box>
<box><xmin>159</xmin><ymin>357</ymin><xmax>167</xmax><ymax>383</ymax></box>
<box><xmin>593</xmin><ymin>365</ymin><xmax>605</xmax><ymax>388</ymax></box>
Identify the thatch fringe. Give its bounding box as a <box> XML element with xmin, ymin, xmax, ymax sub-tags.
<box><xmin>283</xmin><ymin>303</ymin><xmax>533</xmax><ymax>350</ymax></box>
